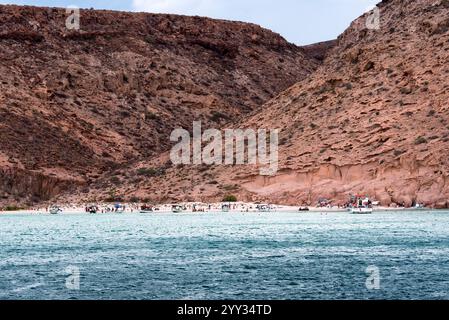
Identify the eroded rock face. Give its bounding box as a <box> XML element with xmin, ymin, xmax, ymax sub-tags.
<box><xmin>0</xmin><ymin>5</ymin><xmax>317</xmax><ymax>206</ymax></box>
<box><xmin>101</xmin><ymin>0</ymin><xmax>449</xmax><ymax>208</ymax></box>
<box><xmin>0</xmin><ymin>167</ymin><xmax>81</xmax><ymax>203</ymax></box>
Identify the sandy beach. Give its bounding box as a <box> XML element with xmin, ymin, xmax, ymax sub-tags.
<box><xmin>0</xmin><ymin>202</ymin><xmax>296</xmax><ymax>215</ymax></box>
<box><xmin>0</xmin><ymin>202</ymin><xmax>431</xmax><ymax>215</ymax></box>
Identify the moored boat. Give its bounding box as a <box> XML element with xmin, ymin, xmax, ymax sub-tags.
<box><xmin>350</xmin><ymin>207</ymin><xmax>373</xmax><ymax>214</ymax></box>
<box><xmin>411</xmin><ymin>203</ymin><xmax>427</xmax><ymax>211</ymax></box>
<box><xmin>140</xmin><ymin>205</ymin><xmax>154</xmax><ymax>213</ymax></box>
<box><xmin>49</xmin><ymin>206</ymin><xmax>62</xmax><ymax>215</ymax></box>
<box><xmin>257</xmin><ymin>204</ymin><xmax>274</xmax><ymax>212</ymax></box>
<box><xmin>349</xmin><ymin>195</ymin><xmax>373</xmax><ymax>214</ymax></box>
<box><xmin>87</xmin><ymin>205</ymin><xmax>98</xmax><ymax>214</ymax></box>
<box><xmin>114</xmin><ymin>203</ymin><xmax>125</xmax><ymax>213</ymax></box>
<box><xmin>171</xmin><ymin>205</ymin><xmax>184</xmax><ymax>213</ymax></box>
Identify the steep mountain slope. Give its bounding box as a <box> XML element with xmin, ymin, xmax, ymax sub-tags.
<box><xmin>0</xmin><ymin>5</ymin><xmax>318</xmax><ymax>205</ymax></box>
<box><xmin>243</xmin><ymin>0</ymin><xmax>449</xmax><ymax>208</ymax></box>
<box><xmin>100</xmin><ymin>0</ymin><xmax>449</xmax><ymax>208</ymax></box>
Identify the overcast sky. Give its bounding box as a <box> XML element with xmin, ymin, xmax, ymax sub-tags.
<box><xmin>0</xmin><ymin>0</ymin><xmax>380</xmax><ymax>45</ymax></box>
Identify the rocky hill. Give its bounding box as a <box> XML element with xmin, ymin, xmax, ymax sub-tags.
<box><xmin>0</xmin><ymin>5</ymin><xmax>318</xmax><ymax>206</ymax></box>
<box><xmin>97</xmin><ymin>0</ymin><xmax>449</xmax><ymax>208</ymax></box>
<box><xmin>301</xmin><ymin>40</ymin><xmax>337</xmax><ymax>62</ymax></box>
<box><xmin>241</xmin><ymin>0</ymin><xmax>449</xmax><ymax>208</ymax></box>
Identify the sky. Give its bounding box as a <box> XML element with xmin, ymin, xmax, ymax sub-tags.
<box><xmin>0</xmin><ymin>0</ymin><xmax>380</xmax><ymax>45</ymax></box>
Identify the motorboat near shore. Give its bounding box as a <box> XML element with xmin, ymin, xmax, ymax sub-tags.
<box><xmin>349</xmin><ymin>196</ymin><xmax>373</xmax><ymax>214</ymax></box>
<box><xmin>171</xmin><ymin>205</ymin><xmax>185</xmax><ymax>213</ymax></box>
<box><xmin>87</xmin><ymin>205</ymin><xmax>98</xmax><ymax>214</ymax></box>
<box><xmin>350</xmin><ymin>207</ymin><xmax>373</xmax><ymax>214</ymax></box>
<box><xmin>140</xmin><ymin>205</ymin><xmax>154</xmax><ymax>213</ymax></box>
<box><xmin>49</xmin><ymin>206</ymin><xmax>62</xmax><ymax>215</ymax></box>
<box><xmin>411</xmin><ymin>203</ymin><xmax>427</xmax><ymax>210</ymax></box>
<box><xmin>257</xmin><ymin>204</ymin><xmax>275</xmax><ymax>213</ymax></box>
<box><xmin>114</xmin><ymin>203</ymin><xmax>126</xmax><ymax>213</ymax></box>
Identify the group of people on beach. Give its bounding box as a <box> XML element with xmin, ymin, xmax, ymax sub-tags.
<box><xmin>84</xmin><ymin>205</ymin><xmax>131</xmax><ymax>214</ymax></box>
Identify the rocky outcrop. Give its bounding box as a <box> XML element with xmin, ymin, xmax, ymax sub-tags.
<box><xmin>0</xmin><ymin>167</ymin><xmax>82</xmax><ymax>205</ymax></box>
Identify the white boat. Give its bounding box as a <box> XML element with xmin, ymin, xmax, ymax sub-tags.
<box><xmin>114</xmin><ymin>204</ymin><xmax>125</xmax><ymax>213</ymax></box>
<box><xmin>349</xmin><ymin>196</ymin><xmax>373</xmax><ymax>214</ymax></box>
<box><xmin>222</xmin><ymin>204</ymin><xmax>230</xmax><ymax>212</ymax></box>
<box><xmin>257</xmin><ymin>204</ymin><xmax>274</xmax><ymax>212</ymax></box>
<box><xmin>49</xmin><ymin>206</ymin><xmax>62</xmax><ymax>215</ymax></box>
<box><xmin>172</xmin><ymin>205</ymin><xmax>184</xmax><ymax>213</ymax></box>
<box><xmin>411</xmin><ymin>203</ymin><xmax>427</xmax><ymax>210</ymax></box>
<box><xmin>350</xmin><ymin>207</ymin><xmax>373</xmax><ymax>214</ymax></box>
<box><xmin>87</xmin><ymin>206</ymin><xmax>98</xmax><ymax>214</ymax></box>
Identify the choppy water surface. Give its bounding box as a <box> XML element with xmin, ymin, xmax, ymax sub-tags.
<box><xmin>1</xmin><ymin>210</ymin><xmax>449</xmax><ymax>300</ymax></box>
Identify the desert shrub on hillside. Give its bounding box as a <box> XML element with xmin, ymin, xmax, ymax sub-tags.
<box><xmin>415</xmin><ymin>136</ymin><xmax>428</xmax><ymax>145</ymax></box>
<box><xmin>137</xmin><ymin>167</ymin><xmax>165</xmax><ymax>177</ymax></box>
<box><xmin>2</xmin><ymin>205</ymin><xmax>23</xmax><ymax>211</ymax></box>
<box><xmin>222</xmin><ymin>195</ymin><xmax>237</xmax><ymax>202</ymax></box>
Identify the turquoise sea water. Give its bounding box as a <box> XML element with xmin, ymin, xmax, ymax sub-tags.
<box><xmin>1</xmin><ymin>210</ymin><xmax>449</xmax><ymax>300</ymax></box>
